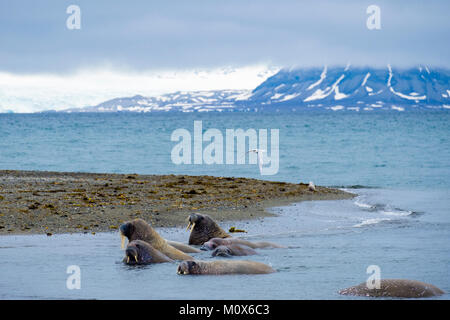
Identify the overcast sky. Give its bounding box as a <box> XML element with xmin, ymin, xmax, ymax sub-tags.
<box><xmin>0</xmin><ymin>1</ymin><xmax>449</xmax><ymax>112</ymax></box>
<box><xmin>1</xmin><ymin>0</ymin><xmax>449</xmax><ymax>73</ymax></box>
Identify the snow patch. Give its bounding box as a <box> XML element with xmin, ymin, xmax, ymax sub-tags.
<box><xmin>387</xmin><ymin>65</ymin><xmax>426</xmax><ymax>101</ymax></box>
<box><xmin>387</xmin><ymin>64</ymin><xmax>393</xmax><ymax>86</ymax></box>
<box><xmin>231</xmin><ymin>91</ymin><xmax>253</xmax><ymax>101</ymax></box>
<box><xmin>361</xmin><ymin>73</ymin><xmax>371</xmax><ymax>86</ymax></box>
<box><xmin>307</xmin><ymin>66</ymin><xmax>327</xmax><ymax>91</ymax></box>
<box><xmin>334</xmin><ymin>86</ymin><xmax>348</xmax><ymax>100</ymax></box>
<box><xmin>304</xmin><ymin>74</ymin><xmax>345</xmax><ymax>102</ymax></box>
<box><xmin>390</xmin><ymin>88</ymin><xmax>426</xmax><ymax>101</ymax></box>
<box><xmin>271</xmin><ymin>93</ymin><xmax>283</xmax><ymax>100</ymax></box>
<box><xmin>280</xmin><ymin>93</ymin><xmax>301</xmax><ymax>101</ymax></box>
<box><xmin>391</xmin><ymin>105</ymin><xmax>404</xmax><ymax>111</ymax></box>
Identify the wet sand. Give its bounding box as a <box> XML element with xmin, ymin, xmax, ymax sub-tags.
<box><xmin>0</xmin><ymin>170</ymin><xmax>354</xmax><ymax>235</ymax></box>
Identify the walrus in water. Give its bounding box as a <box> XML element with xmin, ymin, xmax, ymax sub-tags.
<box><xmin>186</xmin><ymin>213</ymin><xmax>230</xmax><ymax>245</ymax></box>
<box><xmin>201</xmin><ymin>237</ymin><xmax>285</xmax><ymax>251</ymax></box>
<box><xmin>120</xmin><ymin>218</ymin><xmax>194</xmax><ymax>260</ymax></box>
<box><xmin>339</xmin><ymin>279</ymin><xmax>444</xmax><ymax>298</ymax></box>
<box><xmin>123</xmin><ymin>240</ymin><xmax>173</xmax><ymax>265</ymax></box>
<box><xmin>166</xmin><ymin>240</ymin><xmax>201</xmax><ymax>253</ymax></box>
<box><xmin>177</xmin><ymin>260</ymin><xmax>275</xmax><ymax>275</ymax></box>
<box><xmin>212</xmin><ymin>244</ymin><xmax>257</xmax><ymax>257</ymax></box>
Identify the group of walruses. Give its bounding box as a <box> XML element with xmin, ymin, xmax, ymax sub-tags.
<box><xmin>119</xmin><ymin>213</ymin><xmax>444</xmax><ymax>298</ymax></box>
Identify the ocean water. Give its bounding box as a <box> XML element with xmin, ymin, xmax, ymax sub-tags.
<box><xmin>0</xmin><ymin>111</ymin><xmax>449</xmax><ymax>299</ymax></box>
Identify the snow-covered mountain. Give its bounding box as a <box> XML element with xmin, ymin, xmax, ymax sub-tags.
<box><xmin>59</xmin><ymin>65</ymin><xmax>450</xmax><ymax>112</ymax></box>
<box><xmin>247</xmin><ymin>65</ymin><xmax>450</xmax><ymax>111</ymax></box>
<box><xmin>62</xmin><ymin>90</ymin><xmax>251</xmax><ymax>113</ymax></box>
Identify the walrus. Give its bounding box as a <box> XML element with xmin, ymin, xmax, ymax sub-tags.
<box><xmin>176</xmin><ymin>260</ymin><xmax>275</xmax><ymax>275</ymax></box>
<box><xmin>339</xmin><ymin>279</ymin><xmax>445</xmax><ymax>298</ymax></box>
<box><xmin>120</xmin><ymin>218</ymin><xmax>194</xmax><ymax>261</ymax></box>
<box><xmin>201</xmin><ymin>237</ymin><xmax>285</xmax><ymax>251</ymax></box>
<box><xmin>123</xmin><ymin>240</ymin><xmax>174</xmax><ymax>265</ymax></box>
<box><xmin>166</xmin><ymin>240</ymin><xmax>201</xmax><ymax>253</ymax></box>
<box><xmin>212</xmin><ymin>244</ymin><xmax>257</xmax><ymax>257</ymax></box>
<box><xmin>186</xmin><ymin>213</ymin><xmax>230</xmax><ymax>245</ymax></box>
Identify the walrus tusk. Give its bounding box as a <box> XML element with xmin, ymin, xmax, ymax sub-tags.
<box><xmin>134</xmin><ymin>255</ymin><xmax>138</xmax><ymax>262</ymax></box>
<box><xmin>127</xmin><ymin>256</ymin><xmax>130</xmax><ymax>263</ymax></box>
<box><xmin>120</xmin><ymin>233</ymin><xmax>126</xmax><ymax>249</ymax></box>
<box><xmin>185</xmin><ymin>221</ymin><xmax>191</xmax><ymax>231</ymax></box>
<box><xmin>190</xmin><ymin>222</ymin><xmax>195</xmax><ymax>232</ymax></box>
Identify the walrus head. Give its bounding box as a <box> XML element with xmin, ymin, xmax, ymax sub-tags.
<box><xmin>120</xmin><ymin>218</ymin><xmax>162</xmax><ymax>249</ymax></box>
<box><xmin>186</xmin><ymin>213</ymin><xmax>230</xmax><ymax>245</ymax></box>
<box><xmin>177</xmin><ymin>260</ymin><xmax>201</xmax><ymax>275</ymax></box>
<box><xmin>200</xmin><ymin>238</ymin><xmax>229</xmax><ymax>251</ymax></box>
<box><xmin>120</xmin><ymin>221</ymin><xmax>135</xmax><ymax>248</ymax></box>
<box><xmin>123</xmin><ymin>240</ymin><xmax>155</xmax><ymax>265</ymax></box>
<box><xmin>211</xmin><ymin>245</ymin><xmax>232</xmax><ymax>257</ymax></box>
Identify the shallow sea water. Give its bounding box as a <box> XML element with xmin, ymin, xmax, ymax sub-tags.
<box><xmin>0</xmin><ymin>111</ymin><xmax>449</xmax><ymax>299</ymax></box>
<box><xmin>1</xmin><ymin>188</ymin><xmax>448</xmax><ymax>300</ymax></box>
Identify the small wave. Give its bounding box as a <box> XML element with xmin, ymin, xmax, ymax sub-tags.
<box><xmin>330</xmin><ymin>185</ymin><xmax>380</xmax><ymax>189</ymax></box>
<box><xmin>354</xmin><ymin>200</ymin><xmax>387</xmax><ymax>212</ymax></box>
<box><xmin>354</xmin><ymin>200</ymin><xmax>420</xmax><ymax>217</ymax></box>
<box><xmin>381</xmin><ymin>209</ymin><xmax>413</xmax><ymax>217</ymax></box>
<box><xmin>353</xmin><ymin>218</ymin><xmax>391</xmax><ymax>228</ymax></box>
<box><xmin>354</xmin><ymin>200</ymin><xmax>374</xmax><ymax>209</ymax></box>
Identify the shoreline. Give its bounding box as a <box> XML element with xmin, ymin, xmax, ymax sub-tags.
<box><xmin>0</xmin><ymin>170</ymin><xmax>355</xmax><ymax>236</ymax></box>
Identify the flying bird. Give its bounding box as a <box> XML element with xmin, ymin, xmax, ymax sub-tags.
<box><xmin>247</xmin><ymin>149</ymin><xmax>265</xmax><ymax>174</ymax></box>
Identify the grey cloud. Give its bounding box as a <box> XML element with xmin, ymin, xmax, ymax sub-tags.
<box><xmin>0</xmin><ymin>0</ymin><xmax>449</xmax><ymax>73</ymax></box>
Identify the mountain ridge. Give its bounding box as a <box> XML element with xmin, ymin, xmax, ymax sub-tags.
<box><xmin>55</xmin><ymin>65</ymin><xmax>450</xmax><ymax>113</ymax></box>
